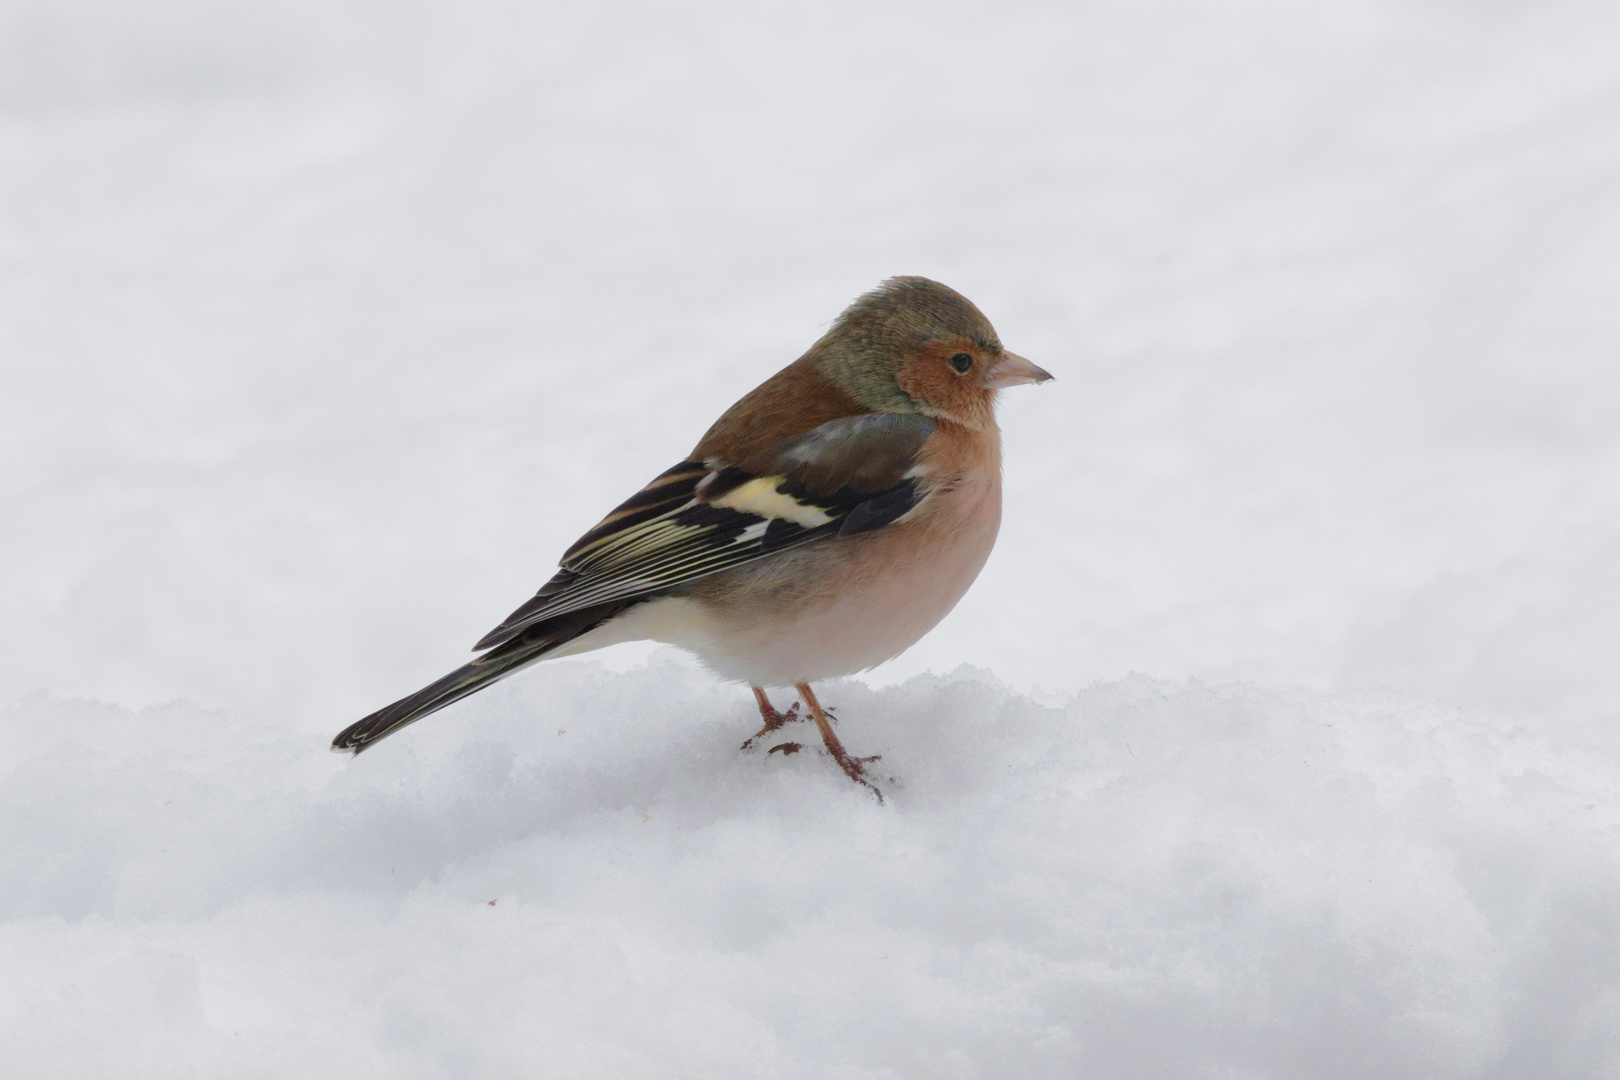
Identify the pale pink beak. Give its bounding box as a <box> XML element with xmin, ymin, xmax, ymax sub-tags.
<box><xmin>984</xmin><ymin>351</ymin><xmax>1054</xmax><ymax>390</ymax></box>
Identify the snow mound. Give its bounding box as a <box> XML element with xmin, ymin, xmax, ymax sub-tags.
<box><xmin>4</xmin><ymin>660</ymin><xmax>1616</xmax><ymax>1077</ymax></box>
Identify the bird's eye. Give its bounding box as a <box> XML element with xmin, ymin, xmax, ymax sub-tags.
<box><xmin>950</xmin><ymin>353</ymin><xmax>973</xmax><ymax>373</ymax></box>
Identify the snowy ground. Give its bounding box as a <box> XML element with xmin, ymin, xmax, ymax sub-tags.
<box><xmin>4</xmin><ymin>0</ymin><xmax>1620</xmax><ymax>1074</ymax></box>
<box><xmin>8</xmin><ymin>665</ymin><xmax>1620</xmax><ymax>1077</ymax></box>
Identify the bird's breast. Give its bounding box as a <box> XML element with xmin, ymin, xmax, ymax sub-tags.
<box><xmin>669</xmin><ymin>423</ymin><xmax>1004</xmax><ymax>686</ymax></box>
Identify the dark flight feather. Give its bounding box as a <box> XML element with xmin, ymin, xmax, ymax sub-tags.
<box><xmin>474</xmin><ymin>413</ymin><xmax>935</xmax><ymax>651</ymax></box>
<box><xmin>331</xmin><ymin>599</ymin><xmax>635</xmax><ymax>753</ymax></box>
<box><xmin>334</xmin><ymin>413</ymin><xmax>935</xmax><ymax>754</ymax></box>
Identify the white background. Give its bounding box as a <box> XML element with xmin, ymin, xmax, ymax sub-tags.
<box><xmin>3</xmin><ymin>1</ymin><xmax>1619</xmax><ymax>1074</ymax></box>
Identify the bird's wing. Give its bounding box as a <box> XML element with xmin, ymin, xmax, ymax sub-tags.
<box><xmin>473</xmin><ymin>412</ymin><xmax>935</xmax><ymax>651</ymax></box>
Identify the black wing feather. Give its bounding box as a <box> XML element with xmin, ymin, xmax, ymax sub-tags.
<box><xmin>473</xmin><ymin>413</ymin><xmax>935</xmax><ymax>651</ymax></box>
<box><xmin>336</xmin><ymin>414</ymin><xmax>935</xmax><ymax>754</ymax></box>
<box><xmin>839</xmin><ymin>478</ymin><xmax>923</xmax><ymax>536</ymax></box>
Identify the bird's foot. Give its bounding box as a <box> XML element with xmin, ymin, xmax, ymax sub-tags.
<box><xmin>787</xmin><ymin>682</ymin><xmax>885</xmax><ymax>803</ymax></box>
<box><xmin>742</xmin><ymin>701</ymin><xmax>803</xmax><ymax>750</ymax></box>
<box><xmin>823</xmin><ymin>745</ymin><xmax>885</xmax><ymax>803</ymax></box>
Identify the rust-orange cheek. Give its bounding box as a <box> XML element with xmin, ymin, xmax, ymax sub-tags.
<box><xmin>897</xmin><ymin>348</ymin><xmax>996</xmax><ymax>428</ymax></box>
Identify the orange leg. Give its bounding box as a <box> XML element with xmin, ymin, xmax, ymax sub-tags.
<box><xmin>796</xmin><ymin>683</ymin><xmax>883</xmax><ymax>803</ymax></box>
<box><xmin>741</xmin><ymin>686</ymin><xmax>803</xmax><ymax>751</ymax></box>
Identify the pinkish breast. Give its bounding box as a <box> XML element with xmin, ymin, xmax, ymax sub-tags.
<box><xmin>682</xmin><ymin>432</ymin><xmax>1005</xmax><ymax>687</ymax></box>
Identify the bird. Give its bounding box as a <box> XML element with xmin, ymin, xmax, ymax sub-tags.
<box><xmin>332</xmin><ymin>276</ymin><xmax>1052</xmax><ymax>800</ymax></box>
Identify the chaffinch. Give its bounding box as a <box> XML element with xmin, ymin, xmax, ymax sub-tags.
<box><xmin>333</xmin><ymin>276</ymin><xmax>1052</xmax><ymax>799</ymax></box>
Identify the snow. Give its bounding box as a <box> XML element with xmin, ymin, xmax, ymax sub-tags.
<box><xmin>4</xmin><ymin>0</ymin><xmax>1620</xmax><ymax>1073</ymax></box>
<box><xmin>8</xmin><ymin>666</ymin><xmax>1620</xmax><ymax>1076</ymax></box>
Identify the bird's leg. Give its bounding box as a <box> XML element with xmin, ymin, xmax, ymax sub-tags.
<box><xmin>741</xmin><ymin>686</ymin><xmax>803</xmax><ymax>751</ymax></box>
<box><xmin>796</xmin><ymin>683</ymin><xmax>883</xmax><ymax>803</ymax></box>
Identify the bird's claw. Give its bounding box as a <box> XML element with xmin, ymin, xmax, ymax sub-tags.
<box><xmin>748</xmin><ymin>688</ymin><xmax>884</xmax><ymax>803</ymax></box>
<box><xmin>741</xmin><ymin>701</ymin><xmax>803</xmax><ymax>750</ymax></box>
<box><xmin>823</xmin><ymin>748</ymin><xmax>884</xmax><ymax>803</ymax></box>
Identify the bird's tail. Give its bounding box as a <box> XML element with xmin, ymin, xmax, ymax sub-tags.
<box><xmin>330</xmin><ymin>646</ymin><xmax>543</xmax><ymax>754</ymax></box>
<box><xmin>331</xmin><ymin>600</ymin><xmax>632</xmax><ymax>755</ymax></box>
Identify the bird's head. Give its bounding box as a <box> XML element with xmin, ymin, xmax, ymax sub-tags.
<box><xmin>811</xmin><ymin>276</ymin><xmax>1052</xmax><ymax>428</ymax></box>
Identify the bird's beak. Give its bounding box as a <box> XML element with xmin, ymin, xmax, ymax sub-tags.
<box><xmin>984</xmin><ymin>351</ymin><xmax>1054</xmax><ymax>390</ymax></box>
